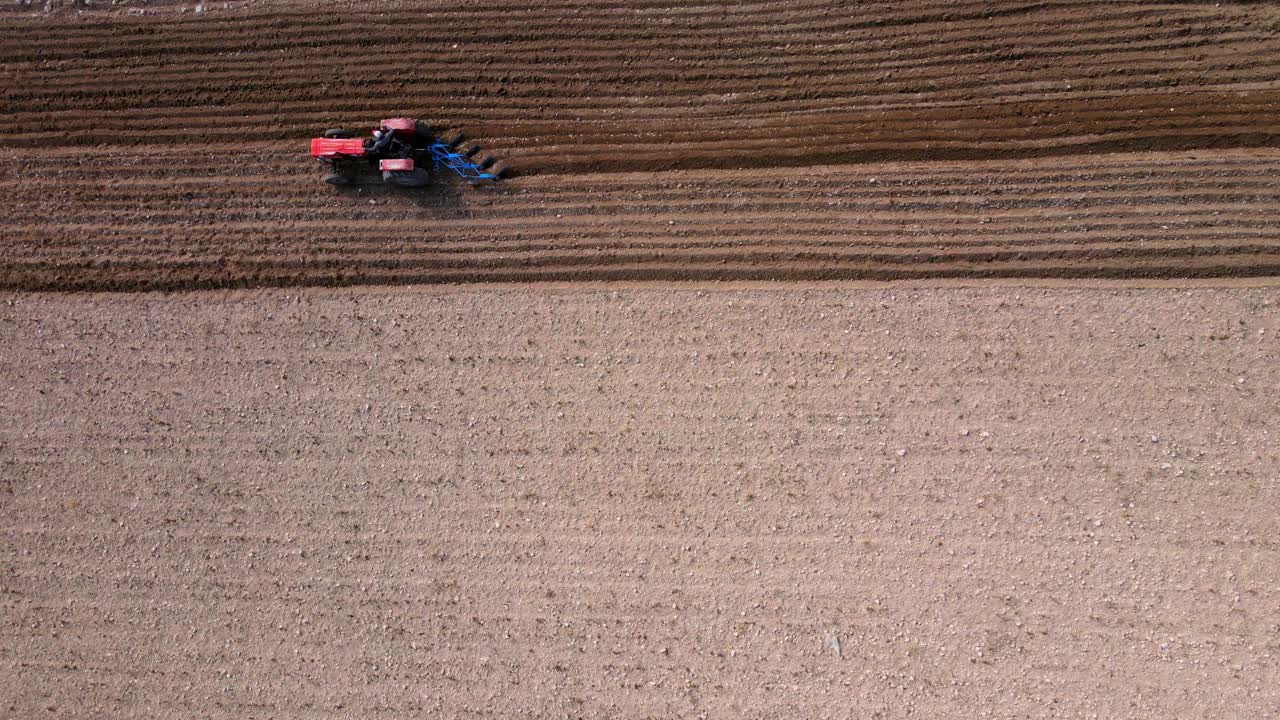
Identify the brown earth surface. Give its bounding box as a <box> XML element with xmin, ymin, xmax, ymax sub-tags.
<box><xmin>3</xmin><ymin>1</ymin><xmax>1280</xmax><ymax>717</ymax></box>
<box><xmin>2</xmin><ymin>287</ymin><xmax>1279</xmax><ymax>718</ymax></box>
<box><xmin>2</xmin><ymin>0</ymin><xmax>1280</xmax><ymax>289</ymax></box>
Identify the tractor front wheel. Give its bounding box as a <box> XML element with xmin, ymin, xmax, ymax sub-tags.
<box><xmin>323</xmin><ymin>173</ymin><xmax>352</xmax><ymax>186</ymax></box>
<box><xmin>323</xmin><ymin>128</ymin><xmax>353</xmax><ymax>139</ymax></box>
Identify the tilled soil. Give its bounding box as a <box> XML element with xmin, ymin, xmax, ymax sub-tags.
<box><xmin>2</xmin><ymin>0</ymin><xmax>1279</xmax><ymax>290</ymax></box>
<box><xmin>2</xmin><ymin>287</ymin><xmax>1277</xmax><ymax>718</ymax></box>
<box><xmin>7</xmin><ymin>149</ymin><xmax>1280</xmax><ymax>291</ymax></box>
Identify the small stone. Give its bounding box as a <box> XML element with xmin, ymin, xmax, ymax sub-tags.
<box><xmin>825</xmin><ymin>635</ymin><xmax>843</xmax><ymax>658</ymax></box>
<box><xmin>896</xmin><ymin>449</ymin><xmax>907</xmax><ymax>457</ymax></box>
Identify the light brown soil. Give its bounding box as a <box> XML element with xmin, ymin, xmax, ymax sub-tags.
<box><xmin>2</xmin><ymin>0</ymin><xmax>1279</xmax><ymax>290</ymax></box>
<box><xmin>2</xmin><ymin>287</ymin><xmax>1278</xmax><ymax>718</ymax></box>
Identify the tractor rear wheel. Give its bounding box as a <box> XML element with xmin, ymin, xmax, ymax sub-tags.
<box><xmin>323</xmin><ymin>128</ymin><xmax>353</xmax><ymax>139</ymax></box>
<box><xmin>414</xmin><ymin>120</ymin><xmax>436</xmax><ymax>145</ymax></box>
<box><xmin>323</xmin><ymin>173</ymin><xmax>352</xmax><ymax>186</ymax></box>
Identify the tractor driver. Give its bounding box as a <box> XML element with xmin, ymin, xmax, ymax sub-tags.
<box><xmin>369</xmin><ymin>128</ymin><xmax>400</xmax><ymax>155</ymax></box>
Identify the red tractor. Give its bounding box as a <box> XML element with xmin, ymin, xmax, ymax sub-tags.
<box><xmin>309</xmin><ymin>118</ymin><xmax>505</xmax><ymax>188</ymax></box>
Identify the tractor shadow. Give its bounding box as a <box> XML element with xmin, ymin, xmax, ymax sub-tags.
<box><xmin>330</xmin><ymin>173</ymin><xmax>504</xmax><ymax>219</ymax></box>
<box><xmin>335</xmin><ymin>176</ymin><xmax>476</xmax><ymax>215</ymax></box>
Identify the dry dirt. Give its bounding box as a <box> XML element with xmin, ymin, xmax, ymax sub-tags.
<box><xmin>2</xmin><ymin>287</ymin><xmax>1278</xmax><ymax>718</ymax></box>
<box><xmin>1</xmin><ymin>0</ymin><xmax>1279</xmax><ymax>289</ymax></box>
<box><xmin>3</xmin><ymin>0</ymin><xmax>1280</xmax><ymax>717</ymax></box>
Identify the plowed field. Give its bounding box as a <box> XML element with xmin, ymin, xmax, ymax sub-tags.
<box><xmin>3</xmin><ymin>2</ymin><xmax>1280</xmax><ymax>718</ymax></box>
<box><xmin>3</xmin><ymin>0</ymin><xmax>1279</xmax><ymax>290</ymax></box>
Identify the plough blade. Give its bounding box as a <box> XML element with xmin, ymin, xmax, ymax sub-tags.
<box><xmin>427</xmin><ymin>141</ymin><xmax>503</xmax><ymax>183</ymax></box>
